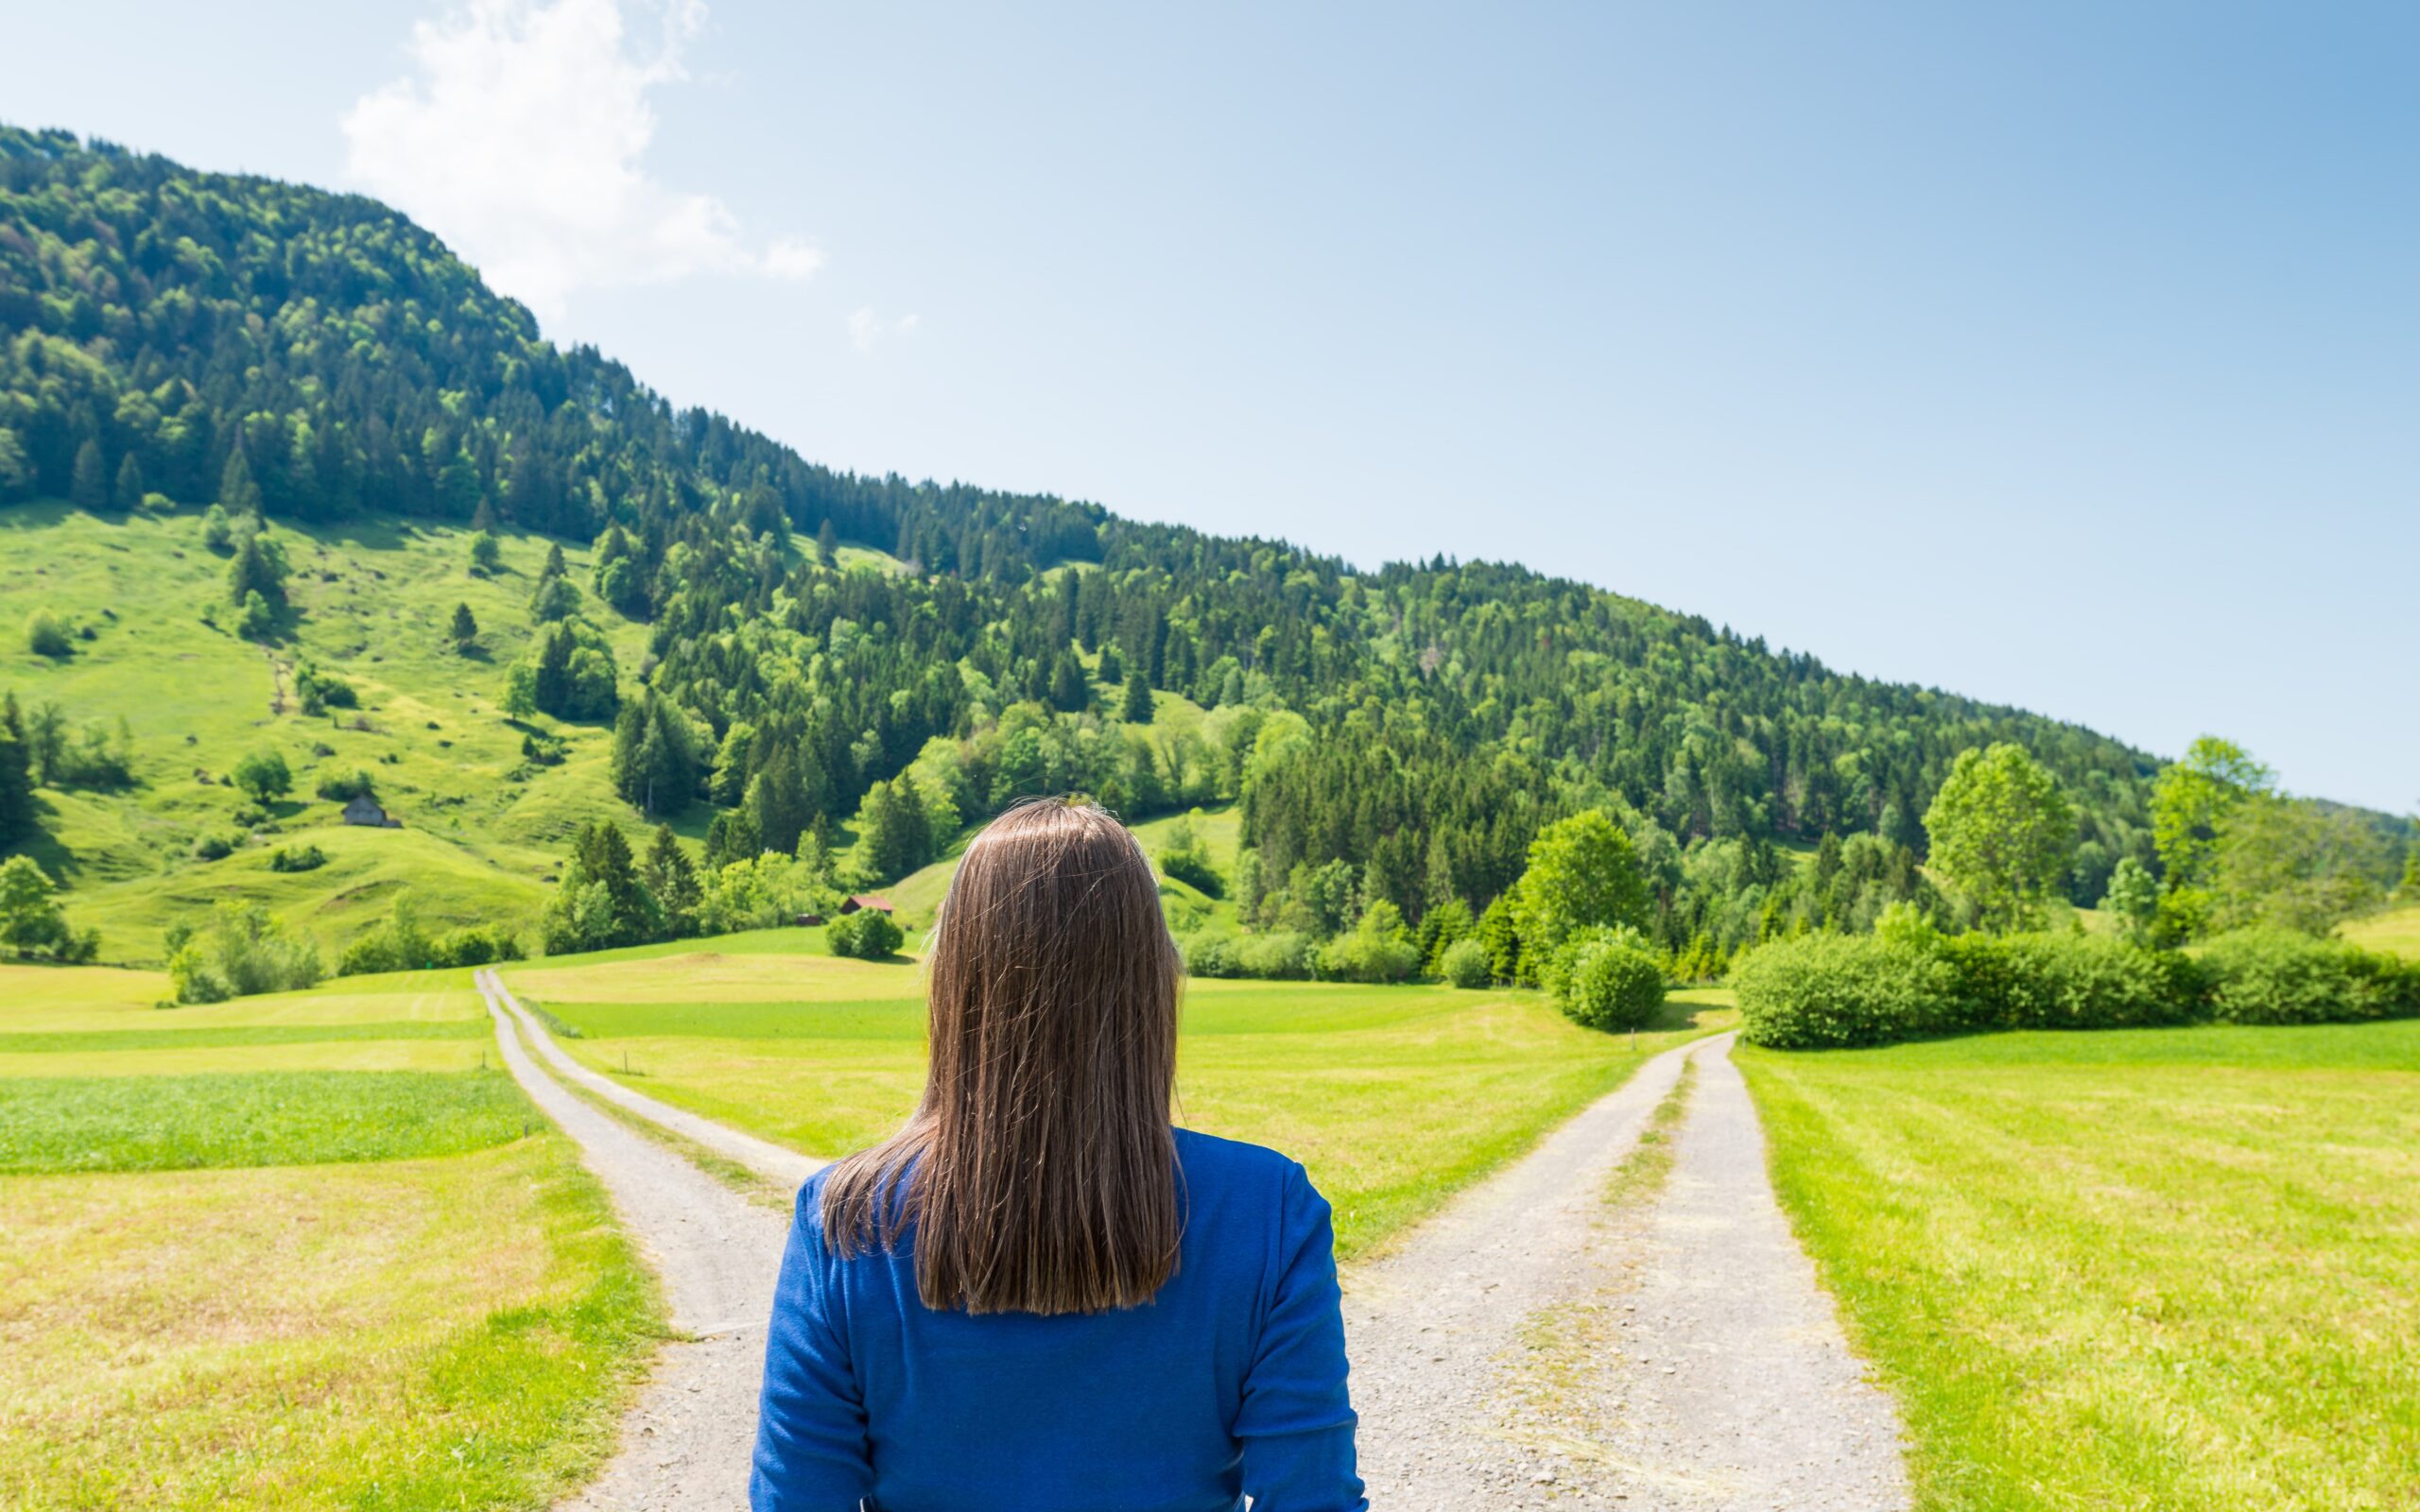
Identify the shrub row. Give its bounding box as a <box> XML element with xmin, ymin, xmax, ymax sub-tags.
<box><xmin>1735</xmin><ymin>927</ymin><xmax>2420</xmax><ymax>1049</ymax></box>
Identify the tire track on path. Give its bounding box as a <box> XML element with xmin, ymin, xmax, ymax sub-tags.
<box><xmin>1344</xmin><ymin>1032</ymin><xmax>1910</xmax><ymax>1509</ymax></box>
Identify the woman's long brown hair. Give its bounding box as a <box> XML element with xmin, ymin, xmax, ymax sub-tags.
<box><xmin>820</xmin><ymin>797</ymin><xmax>1184</xmax><ymax>1314</ymax></box>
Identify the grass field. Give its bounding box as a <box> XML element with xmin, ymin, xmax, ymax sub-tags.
<box><xmin>2342</xmin><ymin>902</ymin><xmax>2420</xmax><ymax>960</ymax></box>
<box><xmin>1738</xmin><ymin>1022</ymin><xmax>2420</xmax><ymax>1512</ymax></box>
<box><xmin>503</xmin><ymin>945</ymin><xmax>1735</xmax><ymax>1259</ymax></box>
<box><xmin>0</xmin><ymin>963</ymin><xmax>659</xmax><ymax>1511</ymax></box>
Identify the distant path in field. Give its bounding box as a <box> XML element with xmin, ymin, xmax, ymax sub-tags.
<box><xmin>476</xmin><ymin>971</ymin><xmax>804</xmax><ymax>1511</ymax></box>
<box><xmin>482</xmin><ymin>970</ymin><xmax>822</xmax><ymax>1190</ymax></box>
<box><xmin>1344</xmin><ymin>1033</ymin><xmax>1910</xmax><ymax>1509</ymax></box>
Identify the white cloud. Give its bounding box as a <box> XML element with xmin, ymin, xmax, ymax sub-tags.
<box><xmin>849</xmin><ymin>307</ymin><xmax>920</xmax><ymax>354</ymax></box>
<box><xmin>342</xmin><ymin>0</ymin><xmax>817</xmax><ymax>320</ymax></box>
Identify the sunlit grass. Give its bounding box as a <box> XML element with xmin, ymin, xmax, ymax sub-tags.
<box><xmin>510</xmin><ymin>947</ymin><xmax>1737</xmax><ymax>1259</ymax></box>
<box><xmin>0</xmin><ymin>1069</ymin><xmax>532</xmax><ymax>1172</ymax></box>
<box><xmin>0</xmin><ymin>1135</ymin><xmax>659</xmax><ymax>1510</ymax></box>
<box><xmin>2340</xmin><ymin>902</ymin><xmax>2420</xmax><ymax>960</ymax></box>
<box><xmin>1738</xmin><ymin>1022</ymin><xmax>2420</xmax><ymax>1512</ymax></box>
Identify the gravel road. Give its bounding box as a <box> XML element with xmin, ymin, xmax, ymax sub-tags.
<box><xmin>1344</xmin><ymin>1031</ymin><xmax>1910</xmax><ymax>1509</ymax></box>
<box><xmin>481</xmin><ymin>971</ymin><xmax>824</xmax><ymax>1191</ymax></box>
<box><xmin>479</xmin><ymin>975</ymin><xmax>797</xmax><ymax>1511</ymax></box>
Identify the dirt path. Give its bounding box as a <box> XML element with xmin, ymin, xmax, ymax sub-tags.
<box><xmin>481</xmin><ymin>970</ymin><xmax>822</xmax><ymax>1190</ymax></box>
<box><xmin>1344</xmin><ymin>1032</ymin><xmax>1910</xmax><ymax>1509</ymax></box>
<box><xmin>478</xmin><ymin>975</ymin><xmax>795</xmax><ymax>1511</ymax></box>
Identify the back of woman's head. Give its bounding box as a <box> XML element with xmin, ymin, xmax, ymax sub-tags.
<box><xmin>821</xmin><ymin>797</ymin><xmax>1184</xmax><ymax>1314</ymax></box>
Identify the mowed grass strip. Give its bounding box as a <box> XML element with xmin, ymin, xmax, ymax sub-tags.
<box><xmin>514</xmin><ymin>948</ymin><xmax>1735</xmax><ymax>1261</ymax></box>
<box><xmin>0</xmin><ymin>1135</ymin><xmax>660</xmax><ymax>1512</ymax></box>
<box><xmin>0</xmin><ymin>965</ymin><xmax>480</xmax><ymax>1034</ymax></box>
<box><xmin>0</xmin><ymin>1020</ymin><xmax>487</xmax><ymax>1054</ymax></box>
<box><xmin>0</xmin><ymin>1069</ymin><xmax>531</xmax><ymax>1173</ymax></box>
<box><xmin>1737</xmin><ymin>1022</ymin><xmax>2420</xmax><ymax>1512</ymax></box>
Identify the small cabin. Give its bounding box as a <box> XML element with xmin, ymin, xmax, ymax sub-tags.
<box><xmin>341</xmin><ymin>794</ymin><xmax>402</xmax><ymax>829</ymax></box>
<box><xmin>840</xmin><ymin>894</ymin><xmax>894</xmax><ymax>916</ymax></box>
<box><xmin>795</xmin><ymin>912</ymin><xmax>826</xmax><ymax>928</ymax></box>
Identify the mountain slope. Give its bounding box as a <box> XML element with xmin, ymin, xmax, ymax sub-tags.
<box><xmin>0</xmin><ymin>126</ymin><xmax>2220</xmax><ymax>961</ymax></box>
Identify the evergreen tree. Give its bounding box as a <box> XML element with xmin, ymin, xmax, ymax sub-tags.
<box><xmin>857</xmin><ymin>777</ymin><xmax>935</xmax><ymax>881</ymax></box>
<box><xmin>644</xmin><ymin>824</ymin><xmax>701</xmax><ymax>938</ymax></box>
<box><xmin>0</xmin><ymin>695</ymin><xmax>34</xmax><ymax>848</ymax></box>
<box><xmin>218</xmin><ymin>445</ymin><xmax>262</xmax><ymax>517</ymax></box>
<box><xmin>112</xmin><ymin>453</ymin><xmax>146</xmax><ymax>511</ymax></box>
<box><xmin>571</xmin><ymin>820</ymin><xmax>650</xmax><ymax>945</ymax></box>
<box><xmin>704</xmin><ymin>807</ymin><xmax>761</xmax><ymax>868</ymax></box>
<box><xmin>1121</xmin><ymin>670</ymin><xmax>1154</xmax><ymax>724</ymax></box>
<box><xmin>70</xmin><ymin>439</ymin><xmax>107</xmax><ymax>509</ymax></box>
<box><xmin>816</xmin><ymin>518</ymin><xmax>838</xmax><ymax>568</ymax></box>
<box><xmin>471</xmin><ymin>496</ymin><xmax>498</xmax><ymax>533</ymax></box>
<box><xmin>746</xmin><ymin>747</ymin><xmax>813</xmax><ymax>856</ymax></box>
<box><xmin>448</xmin><ymin>602</ymin><xmax>479</xmax><ymax>650</ymax></box>
<box><xmin>1048</xmin><ymin>652</ymin><xmax>1089</xmax><ymax>713</ymax></box>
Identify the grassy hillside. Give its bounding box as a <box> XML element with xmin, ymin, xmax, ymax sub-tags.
<box><xmin>0</xmin><ymin>501</ymin><xmax>650</xmax><ymax>958</ymax></box>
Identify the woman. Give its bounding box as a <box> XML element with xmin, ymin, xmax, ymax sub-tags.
<box><xmin>752</xmin><ymin>798</ymin><xmax>1365</xmax><ymax>1512</ymax></box>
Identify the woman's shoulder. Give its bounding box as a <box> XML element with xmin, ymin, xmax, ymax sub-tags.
<box><xmin>1172</xmin><ymin>1127</ymin><xmax>1323</xmax><ymax>1212</ymax></box>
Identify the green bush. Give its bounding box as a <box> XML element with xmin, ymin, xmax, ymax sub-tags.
<box><xmin>1733</xmin><ymin>934</ymin><xmax>1962</xmax><ymax>1049</ymax></box>
<box><xmin>26</xmin><ymin>608</ymin><xmax>72</xmax><ymax>658</ymax></box>
<box><xmin>1316</xmin><ymin>929</ymin><xmax>1422</xmax><ymax>984</ymax></box>
<box><xmin>1180</xmin><ymin>933</ymin><xmax>1239</xmax><ymax>977</ymax></box>
<box><xmin>266</xmin><ymin>844</ymin><xmax>326</xmax><ymax>873</ymax></box>
<box><xmin>1562</xmin><ymin>938</ymin><xmax>1666</xmax><ymax>1032</ymax></box>
<box><xmin>1440</xmin><ymin>936</ymin><xmax>1492</xmax><ymax>988</ymax></box>
<box><xmin>1236</xmin><ymin>930</ymin><xmax>1313</xmax><ymax>980</ymax></box>
<box><xmin>826</xmin><ymin>909</ymin><xmax>904</xmax><ymax>960</ymax></box>
<box><xmin>2199</xmin><ymin>930</ymin><xmax>2406</xmax><ymax>1025</ymax></box>
<box><xmin>315</xmin><ymin>768</ymin><xmax>376</xmax><ymax>801</ymax></box>
<box><xmin>1944</xmin><ymin>932</ymin><xmax>2201</xmax><ymax>1033</ymax></box>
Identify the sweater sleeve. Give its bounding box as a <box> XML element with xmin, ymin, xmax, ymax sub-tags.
<box><xmin>751</xmin><ymin>1187</ymin><xmax>875</xmax><ymax>1512</ymax></box>
<box><xmin>1234</xmin><ymin>1162</ymin><xmax>1367</xmax><ymax>1512</ymax></box>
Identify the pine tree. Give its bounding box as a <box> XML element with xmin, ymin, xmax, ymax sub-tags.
<box><xmin>0</xmin><ymin>694</ymin><xmax>33</xmax><ymax>848</ymax></box>
<box><xmin>644</xmin><ymin>824</ymin><xmax>701</xmax><ymax>938</ymax></box>
<box><xmin>816</xmin><ymin>518</ymin><xmax>838</xmax><ymax>568</ymax></box>
<box><xmin>113</xmin><ymin>453</ymin><xmax>147</xmax><ymax>511</ymax></box>
<box><xmin>470</xmin><ymin>496</ymin><xmax>498</xmax><ymax>533</ymax></box>
<box><xmin>1048</xmin><ymin>653</ymin><xmax>1088</xmax><ymax>713</ymax></box>
<box><xmin>704</xmin><ymin>807</ymin><xmax>761</xmax><ymax>868</ymax></box>
<box><xmin>571</xmin><ymin>820</ymin><xmax>649</xmax><ymax>946</ymax></box>
<box><xmin>70</xmin><ymin>439</ymin><xmax>107</xmax><ymax>508</ymax></box>
<box><xmin>448</xmin><ymin>602</ymin><xmax>478</xmax><ymax>650</ymax></box>
<box><xmin>542</xmin><ymin>541</ymin><xmax>566</xmax><ymax>580</ymax></box>
<box><xmin>1121</xmin><ymin>670</ymin><xmax>1154</xmax><ymax>724</ymax></box>
<box><xmin>745</xmin><ymin>747</ymin><xmax>812</xmax><ymax>856</ymax></box>
<box><xmin>219</xmin><ymin>445</ymin><xmax>262</xmax><ymax>517</ymax></box>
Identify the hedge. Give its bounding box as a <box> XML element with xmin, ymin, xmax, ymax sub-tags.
<box><xmin>1736</xmin><ymin>927</ymin><xmax>2418</xmax><ymax>1049</ymax></box>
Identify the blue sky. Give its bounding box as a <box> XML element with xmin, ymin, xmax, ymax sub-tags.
<box><xmin>7</xmin><ymin>1</ymin><xmax>2413</xmax><ymax>810</ymax></box>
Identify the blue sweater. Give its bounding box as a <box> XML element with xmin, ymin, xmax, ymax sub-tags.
<box><xmin>751</xmin><ymin>1128</ymin><xmax>1365</xmax><ymax>1512</ymax></box>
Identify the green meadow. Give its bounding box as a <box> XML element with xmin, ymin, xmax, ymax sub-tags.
<box><xmin>0</xmin><ymin>503</ymin><xmax>660</xmax><ymax>959</ymax></box>
<box><xmin>0</xmin><ymin>962</ymin><xmax>658</xmax><ymax>1512</ymax></box>
<box><xmin>501</xmin><ymin>944</ymin><xmax>1737</xmax><ymax>1259</ymax></box>
<box><xmin>1739</xmin><ymin>1022</ymin><xmax>2420</xmax><ymax>1512</ymax></box>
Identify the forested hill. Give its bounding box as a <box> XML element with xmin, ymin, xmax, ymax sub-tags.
<box><xmin>0</xmin><ymin>125</ymin><xmax>2170</xmax><ymax>947</ymax></box>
